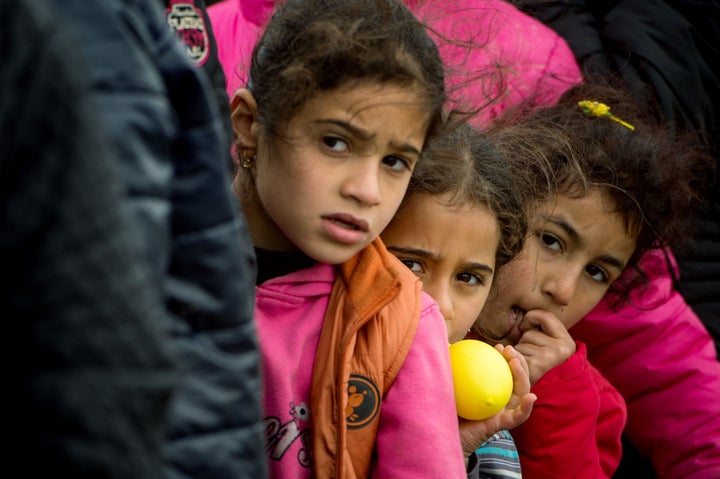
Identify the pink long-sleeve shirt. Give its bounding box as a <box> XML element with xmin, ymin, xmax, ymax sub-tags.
<box><xmin>255</xmin><ymin>262</ymin><xmax>466</xmax><ymax>478</ymax></box>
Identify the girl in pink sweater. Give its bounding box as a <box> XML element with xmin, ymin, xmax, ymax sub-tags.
<box><xmin>382</xmin><ymin>119</ymin><xmax>538</xmax><ymax>477</ymax></box>
<box><xmin>229</xmin><ymin>0</ymin><xmax>468</xmax><ymax>476</ymax></box>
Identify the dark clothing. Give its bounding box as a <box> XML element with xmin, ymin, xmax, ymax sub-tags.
<box><xmin>255</xmin><ymin>247</ymin><xmax>317</xmax><ymax>285</ymax></box>
<box><xmin>514</xmin><ymin>1</ymin><xmax>720</xmax><ymax>136</ymax></box>
<box><xmin>3</xmin><ymin>1</ymin><xmax>176</xmax><ymax>476</ymax></box>
<box><xmin>514</xmin><ymin>0</ymin><xmax>720</xmax><ymax>356</ymax></box>
<box><xmin>37</xmin><ymin>0</ymin><xmax>266</xmax><ymax>477</ymax></box>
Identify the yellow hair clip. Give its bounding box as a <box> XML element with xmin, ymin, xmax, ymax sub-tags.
<box><xmin>578</xmin><ymin>100</ymin><xmax>635</xmax><ymax>131</ymax></box>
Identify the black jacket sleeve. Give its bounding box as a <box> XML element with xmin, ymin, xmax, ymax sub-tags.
<box><xmin>37</xmin><ymin>0</ymin><xmax>267</xmax><ymax>477</ymax></box>
<box><xmin>3</xmin><ymin>1</ymin><xmax>177</xmax><ymax>476</ymax></box>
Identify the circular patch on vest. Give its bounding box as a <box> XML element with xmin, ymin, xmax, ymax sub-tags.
<box><xmin>165</xmin><ymin>1</ymin><xmax>210</xmax><ymax>66</ymax></box>
<box><xmin>345</xmin><ymin>374</ymin><xmax>380</xmax><ymax>429</ymax></box>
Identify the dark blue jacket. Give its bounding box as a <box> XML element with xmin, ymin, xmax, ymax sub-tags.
<box><xmin>4</xmin><ymin>1</ymin><xmax>176</xmax><ymax>476</ymax></box>
<box><xmin>39</xmin><ymin>0</ymin><xmax>266</xmax><ymax>477</ymax></box>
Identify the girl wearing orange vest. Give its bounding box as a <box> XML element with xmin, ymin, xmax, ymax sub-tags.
<box><xmin>230</xmin><ymin>0</ymin><xmax>468</xmax><ymax>476</ymax></box>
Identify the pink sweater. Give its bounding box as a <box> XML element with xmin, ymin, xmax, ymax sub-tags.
<box><xmin>255</xmin><ymin>262</ymin><xmax>465</xmax><ymax>478</ymax></box>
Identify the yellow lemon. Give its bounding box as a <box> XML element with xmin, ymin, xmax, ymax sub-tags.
<box><xmin>449</xmin><ymin>339</ymin><xmax>513</xmax><ymax>420</ymax></box>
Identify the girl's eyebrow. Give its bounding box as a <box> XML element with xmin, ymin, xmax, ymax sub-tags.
<box><xmin>387</xmin><ymin>245</ymin><xmax>494</xmax><ymax>274</ymax></box>
<box><xmin>387</xmin><ymin>245</ymin><xmax>431</xmax><ymax>258</ymax></box>
<box><xmin>598</xmin><ymin>254</ymin><xmax>626</xmax><ymax>271</ymax></box>
<box><xmin>317</xmin><ymin>119</ymin><xmax>373</xmax><ymax>141</ymax></box>
<box><xmin>316</xmin><ymin>119</ymin><xmax>421</xmax><ymax>156</ymax></box>
<box><xmin>466</xmin><ymin>262</ymin><xmax>494</xmax><ymax>275</ymax></box>
<box><xmin>544</xmin><ymin>216</ymin><xmax>577</xmax><ymax>240</ymax></box>
<box><xmin>544</xmin><ymin>216</ymin><xmax>627</xmax><ymax>270</ymax></box>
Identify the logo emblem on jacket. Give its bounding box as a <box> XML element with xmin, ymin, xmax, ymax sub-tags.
<box><xmin>346</xmin><ymin>374</ymin><xmax>380</xmax><ymax>429</ymax></box>
<box><xmin>165</xmin><ymin>0</ymin><xmax>209</xmax><ymax>66</ymax></box>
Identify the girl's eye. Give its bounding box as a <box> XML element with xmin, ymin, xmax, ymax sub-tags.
<box><xmin>586</xmin><ymin>264</ymin><xmax>608</xmax><ymax>283</ymax></box>
<box><xmin>400</xmin><ymin>258</ymin><xmax>424</xmax><ymax>274</ymax></box>
<box><xmin>456</xmin><ymin>272</ymin><xmax>483</xmax><ymax>286</ymax></box>
<box><xmin>382</xmin><ymin>155</ymin><xmax>411</xmax><ymax>172</ymax></box>
<box><xmin>323</xmin><ymin>136</ymin><xmax>348</xmax><ymax>153</ymax></box>
<box><xmin>539</xmin><ymin>231</ymin><xmax>562</xmax><ymax>252</ymax></box>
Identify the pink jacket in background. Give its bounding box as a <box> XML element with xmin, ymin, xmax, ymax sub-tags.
<box><xmin>207</xmin><ymin>0</ymin><xmax>271</xmax><ymax>97</ymax></box>
<box><xmin>208</xmin><ymin>0</ymin><xmax>581</xmax><ymax>126</ymax></box>
<box><xmin>572</xmin><ymin>249</ymin><xmax>720</xmax><ymax>479</ymax></box>
<box><xmin>404</xmin><ymin>0</ymin><xmax>581</xmax><ymax>125</ymax></box>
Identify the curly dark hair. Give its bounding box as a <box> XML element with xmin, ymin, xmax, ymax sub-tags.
<box><xmin>487</xmin><ymin>79</ymin><xmax>714</xmax><ymax>306</ymax></box>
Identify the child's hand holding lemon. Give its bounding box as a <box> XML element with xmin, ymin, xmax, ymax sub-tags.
<box><xmin>449</xmin><ymin>339</ymin><xmax>514</xmax><ymax>420</ymax></box>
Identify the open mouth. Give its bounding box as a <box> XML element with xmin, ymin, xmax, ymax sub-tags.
<box><xmin>329</xmin><ymin>218</ymin><xmax>361</xmax><ymax>230</ymax></box>
<box><xmin>323</xmin><ymin>213</ymin><xmax>369</xmax><ymax>232</ymax></box>
<box><xmin>507</xmin><ymin>306</ymin><xmax>528</xmax><ymax>337</ymax></box>
<box><xmin>321</xmin><ymin>213</ymin><xmax>370</xmax><ymax>245</ymax></box>
<box><xmin>510</xmin><ymin>305</ymin><xmax>525</xmax><ymax>324</ymax></box>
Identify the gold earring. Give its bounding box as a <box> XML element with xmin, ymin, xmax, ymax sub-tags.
<box><xmin>240</xmin><ymin>151</ymin><xmax>255</xmax><ymax>169</ymax></box>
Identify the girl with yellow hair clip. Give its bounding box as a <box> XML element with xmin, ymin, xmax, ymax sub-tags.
<box><xmin>471</xmin><ymin>79</ymin><xmax>714</xmax><ymax>479</ymax></box>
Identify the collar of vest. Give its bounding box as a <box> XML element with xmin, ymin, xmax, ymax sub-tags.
<box><xmin>336</xmin><ymin>237</ymin><xmax>409</xmax><ymax>320</ymax></box>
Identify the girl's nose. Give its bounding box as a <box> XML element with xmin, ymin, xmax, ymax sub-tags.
<box><xmin>424</xmin><ymin>280</ymin><xmax>455</xmax><ymax>322</ymax></box>
<box><xmin>341</xmin><ymin>161</ymin><xmax>382</xmax><ymax>206</ymax></box>
<box><xmin>540</xmin><ymin>266</ymin><xmax>578</xmax><ymax>307</ymax></box>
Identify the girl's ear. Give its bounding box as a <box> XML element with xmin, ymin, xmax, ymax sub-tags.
<box><xmin>230</xmin><ymin>88</ymin><xmax>259</xmax><ymax>158</ymax></box>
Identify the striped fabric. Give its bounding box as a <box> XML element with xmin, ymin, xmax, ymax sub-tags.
<box><xmin>469</xmin><ymin>430</ymin><xmax>522</xmax><ymax>479</ymax></box>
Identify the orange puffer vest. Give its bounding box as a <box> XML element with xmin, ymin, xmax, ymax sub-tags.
<box><xmin>310</xmin><ymin>238</ymin><xmax>422</xmax><ymax>478</ymax></box>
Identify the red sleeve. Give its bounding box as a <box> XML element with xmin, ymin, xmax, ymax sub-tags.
<box><xmin>513</xmin><ymin>341</ymin><xmax>626</xmax><ymax>479</ymax></box>
<box><xmin>590</xmin><ymin>363</ymin><xmax>626</xmax><ymax>477</ymax></box>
